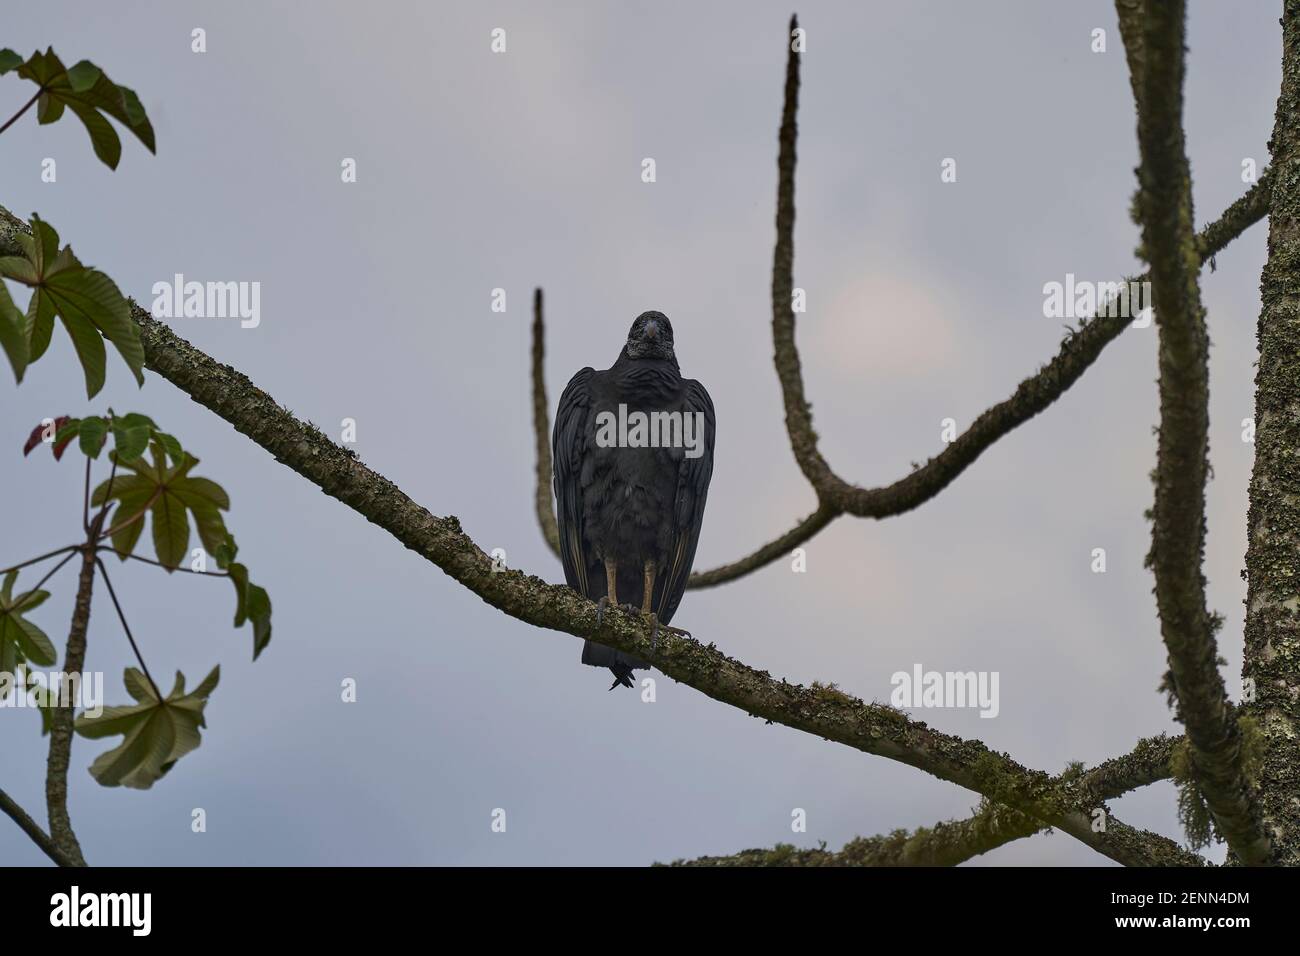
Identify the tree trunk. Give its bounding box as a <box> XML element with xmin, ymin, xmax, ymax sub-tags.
<box><xmin>1243</xmin><ymin>0</ymin><xmax>1300</xmax><ymax>867</ymax></box>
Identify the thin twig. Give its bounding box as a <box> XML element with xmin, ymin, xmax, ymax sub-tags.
<box><xmin>105</xmin><ymin>548</ymin><xmax>228</xmax><ymax>577</ymax></box>
<box><xmin>0</xmin><ymin>90</ymin><xmax>40</xmax><ymax>137</ymax></box>
<box><xmin>6</xmin><ymin>549</ymin><xmax>78</xmax><ymax>612</ymax></box>
<box><xmin>81</xmin><ymin>457</ymin><xmax>91</xmax><ymax>534</ymax></box>
<box><xmin>94</xmin><ymin>557</ymin><xmax>162</xmax><ymax>700</ymax></box>
<box><xmin>0</xmin><ymin>543</ymin><xmax>81</xmax><ymax>578</ymax></box>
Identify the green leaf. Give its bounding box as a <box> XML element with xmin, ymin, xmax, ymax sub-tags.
<box><xmin>226</xmin><ymin>561</ymin><xmax>272</xmax><ymax>659</ymax></box>
<box><xmin>4</xmin><ymin>49</ymin><xmax>155</xmax><ymax>169</ymax></box>
<box><xmin>75</xmin><ymin>666</ymin><xmax>219</xmax><ymax>789</ymax></box>
<box><xmin>213</xmin><ymin>535</ymin><xmax>238</xmax><ymax>569</ymax></box>
<box><xmin>151</xmin><ymin>492</ymin><xmax>190</xmax><ymax>570</ymax></box>
<box><xmin>228</xmin><ymin>563</ymin><xmax>249</xmax><ymax>625</ymax></box>
<box><xmin>1</xmin><ymin>215</ymin><xmax>143</xmax><ymax>396</ymax></box>
<box><xmin>77</xmin><ymin>415</ymin><xmax>108</xmax><ymax>458</ymax></box>
<box><xmin>92</xmin><ymin>446</ymin><xmax>232</xmax><ymax>569</ymax></box>
<box><xmin>45</xmin><ymin>412</ymin><xmax>165</xmax><ymax>466</ymax></box>
<box><xmin>0</xmin><ymin>571</ymin><xmax>57</xmax><ymax>667</ymax></box>
<box><xmin>43</xmin><ymin>262</ymin><xmax>144</xmax><ymax>392</ymax></box>
<box><xmin>0</xmin><ymin>278</ymin><xmax>27</xmax><ymax>382</ymax></box>
<box><xmin>247</xmin><ymin>584</ymin><xmax>272</xmax><ymax>660</ymax></box>
<box><xmin>0</xmin><ymin>640</ymin><xmax>17</xmax><ymax>699</ymax></box>
<box><xmin>110</xmin><ymin>416</ymin><xmax>151</xmax><ymax>462</ymax></box>
<box><xmin>153</xmin><ymin>431</ymin><xmax>183</xmax><ymax>464</ymax></box>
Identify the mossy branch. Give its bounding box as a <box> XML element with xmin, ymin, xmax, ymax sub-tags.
<box><xmin>1120</xmin><ymin>0</ymin><xmax>1271</xmax><ymax>865</ymax></box>
<box><xmin>525</xmin><ymin>23</ymin><xmax>1271</xmax><ymax>588</ymax></box>
<box><xmin>669</xmin><ymin>733</ymin><xmax>1183</xmax><ymax>866</ymax></box>
<box><xmin>0</xmin><ymin>199</ymin><xmax>1204</xmax><ymax>865</ymax></box>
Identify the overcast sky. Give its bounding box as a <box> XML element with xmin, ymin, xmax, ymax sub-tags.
<box><xmin>0</xmin><ymin>1</ymin><xmax>1280</xmax><ymax>865</ymax></box>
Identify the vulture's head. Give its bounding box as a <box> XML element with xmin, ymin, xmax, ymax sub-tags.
<box><xmin>624</xmin><ymin>310</ymin><xmax>676</xmax><ymax>361</ymax></box>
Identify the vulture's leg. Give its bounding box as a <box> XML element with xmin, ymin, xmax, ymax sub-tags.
<box><xmin>596</xmin><ymin>558</ymin><xmax>620</xmax><ymax>626</ymax></box>
<box><xmin>605</xmin><ymin>559</ymin><xmax>619</xmax><ymax>605</ymax></box>
<box><xmin>643</xmin><ymin>560</ymin><xmax>666</xmax><ymax>651</ymax></box>
<box><xmin>642</xmin><ymin>561</ymin><xmax>656</xmax><ymax>614</ymax></box>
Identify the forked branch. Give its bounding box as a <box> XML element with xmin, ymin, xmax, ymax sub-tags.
<box><xmin>526</xmin><ymin>19</ymin><xmax>1270</xmax><ymax>587</ymax></box>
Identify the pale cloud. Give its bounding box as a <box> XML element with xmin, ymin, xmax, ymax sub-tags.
<box><xmin>810</xmin><ymin>266</ymin><xmax>974</xmax><ymax>381</ymax></box>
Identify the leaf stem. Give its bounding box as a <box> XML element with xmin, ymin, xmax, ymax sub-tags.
<box><xmin>97</xmin><ymin>489</ymin><xmax>159</xmax><ymax>540</ymax></box>
<box><xmin>0</xmin><ymin>89</ymin><xmax>40</xmax><ymax>137</ymax></box>
<box><xmin>5</xmin><ymin>549</ymin><xmax>79</xmax><ymax>612</ymax></box>
<box><xmin>0</xmin><ymin>543</ymin><xmax>81</xmax><ymax>578</ymax></box>
<box><xmin>81</xmin><ymin>456</ymin><xmax>91</xmax><ymax>533</ymax></box>
<box><xmin>94</xmin><ymin>557</ymin><xmax>162</xmax><ymax>700</ymax></box>
<box><xmin>103</xmin><ymin>549</ymin><xmax>229</xmax><ymax>577</ymax></box>
<box><xmin>92</xmin><ymin>452</ymin><xmax>118</xmax><ymax>532</ymax></box>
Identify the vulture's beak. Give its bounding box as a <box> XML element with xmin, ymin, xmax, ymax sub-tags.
<box><xmin>643</xmin><ymin>318</ymin><xmax>661</xmax><ymax>340</ymax></box>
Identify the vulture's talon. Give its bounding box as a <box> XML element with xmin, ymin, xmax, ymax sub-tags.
<box><xmin>596</xmin><ymin>595</ymin><xmax>610</xmax><ymax>626</ymax></box>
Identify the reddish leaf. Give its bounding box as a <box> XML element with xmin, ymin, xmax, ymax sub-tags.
<box><xmin>22</xmin><ymin>416</ymin><xmax>71</xmax><ymax>458</ymax></box>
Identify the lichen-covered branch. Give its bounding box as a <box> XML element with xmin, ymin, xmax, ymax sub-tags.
<box><xmin>688</xmin><ymin>503</ymin><xmax>836</xmax><ymax>588</ymax></box>
<box><xmin>1243</xmin><ymin>0</ymin><xmax>1300</xmax><ymax>866</ymax></box>
<box><xmin>670</xmin><ymin>733</ymin><xmax>1181</xmax><ymax>866</ymax></box>
<box><xmin>531</xmin><ymin>289</ymin><xmax>561</xmax><ymax>558</ymax></box>
<box><xmin>44</xmin><ymin>540</ymin><xmax>95</xmax><ymax>868</ymax></box>
<box><xmin>130</xmin><ymin>318</ymin><xmax>1218</xmax><ymax>861</ymax></box>
<box><xmin>520</xmin><ymin>20</ymin><xmax>1270</xmax><ymax>589</ymax></box>
<box><xmin>0</xmin><ymin>198</ymin><xmax>1207</xmax><ymax>865</ymax></box>
<box><xmin>0</xmin><ymin>786</ymin><xmax>77</xmax><ymax>866</ymax></box>
<box><xmin>671</xmin><ymin>800</ymin><xmax>1044</xmax><ymax>867</ymax></box>
<box><xmin>768</xmin><ymin>12</ymin><xmax>1271</xmax><ymax>524</ymax></box>
<box><xmin>1122</xmin><ymin>0</ymin><xmax>1271</xmax><ymax>865</ymax></box>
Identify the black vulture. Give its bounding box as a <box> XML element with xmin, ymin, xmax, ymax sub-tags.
<box><xmin>552</xmin><ymin>311</ymin><xmax>715</xmax><ymax>689</ymax></box>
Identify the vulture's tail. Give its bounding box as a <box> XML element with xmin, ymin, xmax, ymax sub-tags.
<box><xmin>581</xmin><ymin>641</ymin><xmax>647</xmax><ymax>691</ymax></box>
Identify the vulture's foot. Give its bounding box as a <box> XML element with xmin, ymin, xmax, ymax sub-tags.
<box><xmin>646</xmin><ymin>613</ymin><xmax>691</xmax><ymax>653</ymax></box>
<box><xmin>595</xmin><ymin>595</ymin><xmax>610</xmax><ymax>626</ymax></box>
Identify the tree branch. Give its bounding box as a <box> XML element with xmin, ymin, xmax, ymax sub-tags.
<box><xmin>14</xmin><ymin>285</ymin><xmax>1207</xmax><ymax>862</ymax></box>
<box><xmin>0</xmin><ymin>786</ymin><xmax>78</xmax><ymax>866</ymax></box>
<box><xmin>669</xmin><ymin>733</ymin><xmax>1181</xmax><ymax>866</ymax></box>
<box><xmin>523</xmin><ymin>26</ymin><xmax>1270</xmax><ymax>589</ymax></box>
<box><xmin>1243</xmin><ymin>0</ymin><xmax>1300</xmax><ymax>865</ymax></box>
<box><xmin>1121</xmin><ymin>0</ymin><xmax>1271</xmax><ymax>865</ymax></box>
<box><xmin>532</xmin><ymin>289</ymin><xmax>561</xmax><ymax>558</ymax></box>
<box><xmin>671</xmin><ymin>799</ymin><xmax>1045</xmax><ymax>867</ymax></box>
<box><xmin>45</xmin><ymin>537</ymin><xmax>96</xmax><ymax>868</ymax></box>
<box><xmin>768</xmin><ymin>13</ymin><xmax>1270</xmax><ymax>523</ymax></box>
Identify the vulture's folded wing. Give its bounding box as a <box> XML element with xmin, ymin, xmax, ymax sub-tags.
<box><xmin>553</xmin><ymin>367</ymin><xmax>596</xmax><ymax>598</ymax></box>
<box><xmin>654</xmin><ymin>378</ymin><xmax>716</xmax><ymax>624</ymax></box>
